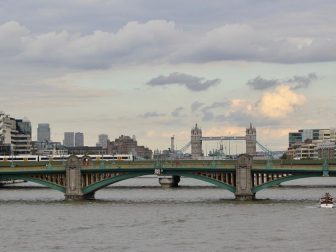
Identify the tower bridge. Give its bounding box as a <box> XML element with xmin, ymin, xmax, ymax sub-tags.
<box><xmin>190</xmin><ymin>123</ymin><xmax>257</xmax><ymax>159</ymax></box>
<box><xmin>0</xmin><ymin>155</ymin><xmax>335</xmax><ymax>200</ymax></box>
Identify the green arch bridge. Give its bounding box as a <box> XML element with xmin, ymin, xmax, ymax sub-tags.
<box><xmin>0</xmin><ymin>155</ymin><xmax>335</xmax><ymax>200</ymax></box>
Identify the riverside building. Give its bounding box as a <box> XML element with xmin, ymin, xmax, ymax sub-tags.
<box><xmin>287</xmin><ymin>128</ymin><xmax>336</xmax><ymax>160</ymax></box>
<box><xmin>107</xmin><ymin>135</ymin><xmax>152</xmax><ymax>159</ymax></box>
<box><xmin>0</xmin><ymin>112</ymin><xmax>32</xmax><ymax>155</ymax></box>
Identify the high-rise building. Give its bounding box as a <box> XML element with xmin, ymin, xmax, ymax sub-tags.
<box><xmin>37</xmin><ymin>123</ymin><xmax>50</xmax><ymax>142</ymax></box>
<box><xmin>0</xmin><ymin>112</ymin><xmax>32</xmax><ymax>155</ymax></box>
<box><xmin>75</xmin><ymin>132</ymin><xmax>84</xmax><ymax>147</ymax></box>
<box><xmin>63</xmin><ymin>132</ymin><xmax>74</xmax><ymax>147</ymax></box>
<box><xmin>97</xmin><ymin>134</ymin><xmax>109</xmax><ymax>148</ymax></box>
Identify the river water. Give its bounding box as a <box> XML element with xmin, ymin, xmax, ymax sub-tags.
<box><xmin>1</xmin><ymin>177</ymin><xmax>336</xmax><ymax>252</ymax></box>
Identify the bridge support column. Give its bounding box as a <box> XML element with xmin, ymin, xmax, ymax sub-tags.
<box><xmin>158</xmin><ymin>175</ymin><xmax>180</xmax><ymax>188</ymax></box>
<box><xmin>235</xmin><ymin>154</ymin><xmax>255</xmax><ymax>200</ymax></box>
<box><xmin>65</xmin><ymin>155</ymin><xmax>93</xmax><ymax>200</ymax></box>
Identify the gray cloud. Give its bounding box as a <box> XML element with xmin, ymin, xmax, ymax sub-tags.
<box><xmin>1</xmin><ymin>17</ymin><xmax>336</xmax><ymax>69</ymax></box>
<box><xmin>171</xmin><ymin>107</ymin><xmax>185</xmax><ymax>117</ymax></box>
<box><xmin>147</xmin><ymin>72</ymin><xmax>220</xmax><ymax>91</ymax></box>
<box><xmin>1</xmin><ymin>2</ymin><xmax>336</xmax><ymax>69</ymax></box>
<box><xmin>191</xmin><ymin>101</ymin><xmax>205</xmax><ymax>112</ymax></box>
<box><xmin>200</xmin><ymin>102</ymin><xmax>229</xmax><ymax>121</ymax></box>
<box><xmin>143</xmin><ymin>112</ymin><xmax>165</xmax><ymax>118</ymax></box>
<box><xmin>247</xmin><ymin>76</ymin><xmax>278</xmax><ymax>90</ymax></box>
<box><xmin>288</xmin><ymin>73</ymin><xmax>318</xmax><ymax>89</ymax></box>
<box><xmin>247</xmin><ymin>73</ymin><xmax>318</xmax><ymax>90</ymax></box>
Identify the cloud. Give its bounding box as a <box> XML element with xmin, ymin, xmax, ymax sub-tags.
<box><xmin>0</xmin><ymin>76</ymin><xmax>117</xmax><ymax>108</ymax></box>
<box><xmin>0</xmin><ymin>20</ymin><xmax>181</xmax><ymax>68</ymax></box>
<box><xmin>177</xmin><ymin>22</ymin><xmax>336</xmax><ymax>64</ymax></box>
<box><xmin>193</xmin><ymin>86</ymin><xmax>307</xmax><ymax>126</ymax></box>
<box><xmin>143</xmin><ymin>112</ymin><xmax>165</xmax><ymax>118</ymax></box>
<box><xmin>247</xmin><ymin>76</ymin><xmax>279</xmax><ymax>90</ymax></box>
<box><xmin>147</xmin><ymin>72</ymin><xmax>220</xmax><ymax>91</ymax></box>
<box><xmin>171</xmin><ymin>107</ymin><xmax>185</xmax><ymax>117</ymax></box>
<box><xmin>258</xmin><ymin>85</ymin><xmax>306</xmax><ymax>118</ymax></box>
<box><xmin>287</xmin><ymin>73</ymin><xmax>318</xmax><ymax>89</ymax></box>
<box><xmin>200</xmin><ymin>101</ymin><xmax>229</xmax><ymax>121</ymax></box>
<box><xmin>0</xmin><ymin>21</ymin><xmax>28</xmax><ymax>56</ymax></box>
<box><xmin>2</xmin><ymin>17</ymin><xmax>336</xmax><ymax>68</ymax></box>
<box><xmin>191</xmin><ymin>101</ymin><xmax>204</xmax><ymax>112</ymax></box>
<box><xmin>247</xmin><ymin>73</ymin><xmax>318</xmax><ymax>90</ymax></box>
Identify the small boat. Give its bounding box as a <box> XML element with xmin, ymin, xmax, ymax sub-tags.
<box><xmin>320</xmin><ymin>193</ymin><xmax>333</xmax><ymax>208</ymax></box>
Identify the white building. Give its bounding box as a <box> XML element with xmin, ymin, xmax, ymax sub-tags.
<box><xmin>0</xmin><ymin>112</ymin><xmax>32</xmax><ymax>155</ymax></box>
<box><xmin>293</xmin><ymin>142</ymin><xmax>318</xmax><ymax>160</ymax></box>
<box><xmin>288</xmin><ymin>128</ymin><xmax>336</xmax><ymax>160</ymax></box>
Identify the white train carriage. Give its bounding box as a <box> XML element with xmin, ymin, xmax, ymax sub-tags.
<box><xmin>0</xmin><ymin>154</ymin><xmax>134</xmax><ymax>163</ymax></box>
<box><xmin>0</xmin><ymin>155</ymin><xmax>39</xmax><ymax>162</ymax></box>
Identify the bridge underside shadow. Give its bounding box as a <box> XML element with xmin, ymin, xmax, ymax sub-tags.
<box><xmin>252</xmin><ymin>174</ymin><xmax>336</xmax><ymax>194</ymax></box>
<box><xmin>0</xmin><ymin>175</ymin><xmax>65</xmax><ymax>193</ymax></box>
<box><xmin>82</xmin><ymin>172</ymin><xmax>236</xmax><ymax>196</ymax></box>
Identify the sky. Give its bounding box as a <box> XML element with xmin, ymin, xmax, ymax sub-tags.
<box><xmin>1</xmin><ymin>0</ymin><xmax>336</xmax><ymax>153</ymax></box>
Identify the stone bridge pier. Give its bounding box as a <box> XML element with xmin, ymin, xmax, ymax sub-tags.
<box><xmin>235</xmin><ymin>154</ymin><xmax>255</xmax><ymax>200</ymax></box>
<box><xmin>65</xmin><ymin>155</ymin><xmax>94</xmax><ymax>200</ymax></box>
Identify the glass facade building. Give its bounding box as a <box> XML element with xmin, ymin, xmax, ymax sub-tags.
<box><xmin>37</xmin><ymin>123</ymin><xmax>50</xmax><ymax>142</ymax></box>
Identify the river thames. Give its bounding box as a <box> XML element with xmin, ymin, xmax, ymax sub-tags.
<box><xmin>1</xmin><ymin>177</ymin><xmax>336</xmax><ymax>252</ymax></box>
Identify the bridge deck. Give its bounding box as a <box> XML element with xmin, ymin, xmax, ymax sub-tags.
<box><xmin>0</xmin><ymin>161</ymin><xmax>335</xmax><ymax>174</ymax></box>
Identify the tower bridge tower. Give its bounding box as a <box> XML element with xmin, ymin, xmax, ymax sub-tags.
<box><xmin>246</xmin><ymin>123</ymin><xmax>256</xmax><ymax>156</ymax></box>
<box><xmin>191</xmin><ymin>124</ymin><xmax>203</xmax><ymax>159</ymax></box>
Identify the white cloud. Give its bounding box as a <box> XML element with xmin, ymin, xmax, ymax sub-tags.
<box><xmin>258</xmin><ymin>85</ymin><xmax>306</xmax><ymax>119</ymax></box>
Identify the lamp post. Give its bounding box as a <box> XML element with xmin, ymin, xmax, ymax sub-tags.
<box><xmin>322</xmin><ymin>142</ymin><xmax>329</xmax><ymax>177</ymax></box>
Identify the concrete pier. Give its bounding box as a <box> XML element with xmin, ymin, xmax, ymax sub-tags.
<box><xmin>158</xmin><ymin>175</ymin><xmax>180</xmax><ymax>188</ymax></box>
<box><xmin>65</xmin><ymin>155</ymin><xmax>94</xmax><ymax>200</ymax></box>
<box><xmin>235</xmin><ymin>154</ymin><xmax>255</xmax><ymax>200</ymax></box>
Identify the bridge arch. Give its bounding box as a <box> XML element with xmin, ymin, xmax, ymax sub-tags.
<box><xmin>2</xmin><ymin>175</ymin><xmax>65</xmax><ymax>193</ymax></box>
<box><xmin>170</xmin><ymin>172</ymin><xmax>236</xmax><ymax>193</ymax></box>
<box><xmin>82</xmin><ymin>172</ymin><xmax>236</xmax><ymax>195</ymax></box>
<box><xmin>82</xmin><ymin>171</ymin><xmax>152</xmax><ymax>195</ymax></box>
<box><xmin>252</xmin><ymin>174</ymin><xmax>324</xmax><ymax>193</ymax></box>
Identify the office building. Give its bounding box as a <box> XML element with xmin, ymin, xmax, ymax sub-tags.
<box><xmin>287</xmin><ymin>128</ymin><xmax>336</xmax><ymax>160</ymax></box>
<box><xmin>37</xmin><ymin>123</ymin><xmax>50</xmax><ymax>142</ymax></box>
<box><xmin>63</xmin><ymin>132</ymin><xmax>74</xmax><ymax>147</ymax></box>
<box><xmin>97</xmin><ymin>134</ymin><xmax>109</xmax><ymax>148</ymax></box>
<box><xmin>289</xmin><ymin>128</ymin><xmax>335</xmax><ymax>147</ymax></box>
<box><xmin>75</xmin><ymin>132</ymin><xmax>84</xmax><ymax>147</ymax></box>
<box><xmin>288</xmin><ymin>132</ymin><xmax>302</xmax><ymax>147</ymax></box>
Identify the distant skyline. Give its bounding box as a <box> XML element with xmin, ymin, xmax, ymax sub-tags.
<box><xmin>1</xmin><ymin>1</ymin><xmax>336</xmax><ymax>152</ymax></box>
